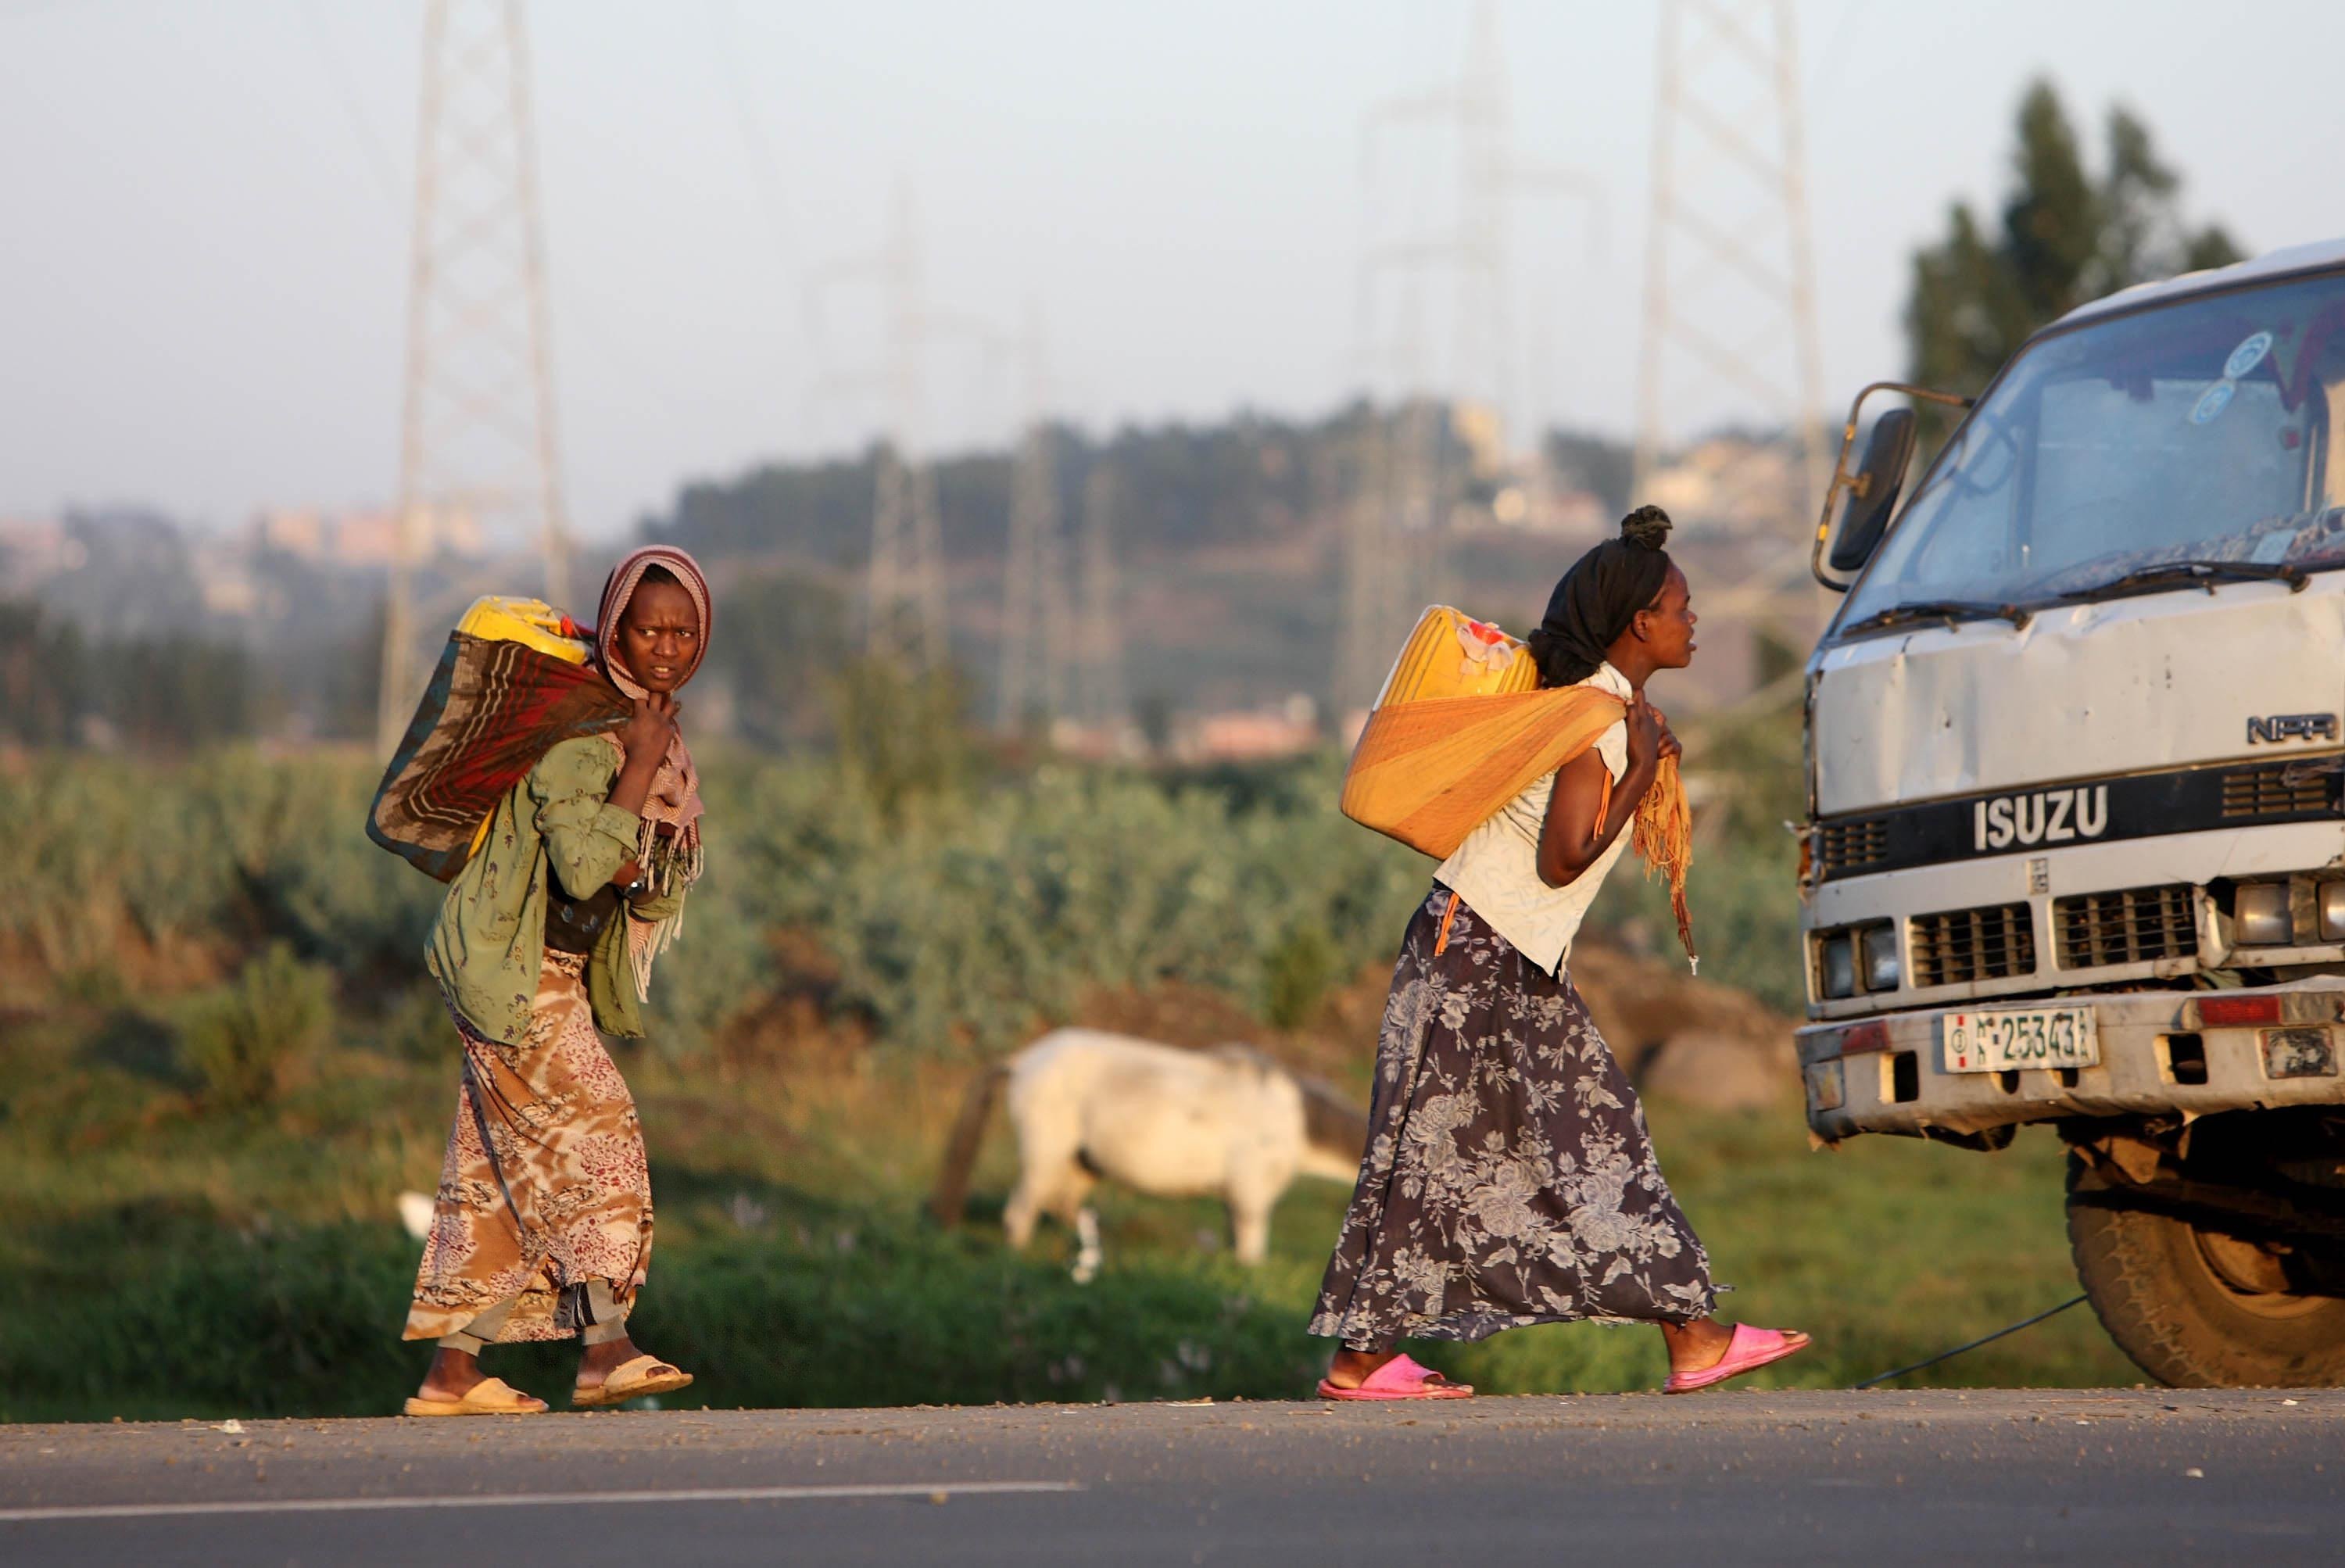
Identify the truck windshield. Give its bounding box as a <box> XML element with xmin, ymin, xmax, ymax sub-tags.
<box><xmin>1838</xmin><ymin>269</ymin><xmax>2345</xmax><ymax>631</ymax></box>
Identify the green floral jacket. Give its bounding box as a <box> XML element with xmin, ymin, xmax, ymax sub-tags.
<box><xmin>424</xmin><ymin>736</ymin><xmax>684</xmax><ymax>1042</ymax></box>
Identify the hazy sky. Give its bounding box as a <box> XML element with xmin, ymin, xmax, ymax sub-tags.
<box><xmin>4</xmin><ymin>0</ymin><xmax>2340</xmax><ymax>543</ymax></box>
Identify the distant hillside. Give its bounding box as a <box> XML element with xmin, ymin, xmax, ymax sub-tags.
<box><xmin>639</xmin><ymin>403</ymin><xmax>1645</xmax><ymax>729</ymax></box>
<box><xmin>10</xmin><ymin>407</ymin><xmax>1785</xmax><ymax>754</ymax></box>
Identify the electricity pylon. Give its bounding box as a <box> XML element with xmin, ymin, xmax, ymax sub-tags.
<box><xmin>810</xmin><ymin>182</ymin><xmax>965</xmax><ymax>668</ymax></box>
<box><xmin>1631</xmin><ymin>0</ymin><xmax>1827</xmax><ymax>518</ymax></box>
<box><xmin>377</xmin><ymin>0</ymin><xmax>570</xmax><ymax>755</ymax></box>
<box><xmin>996</xmin><ymin>312</ymin><xmax>1071</xmax><ymax>732</ymax></box>
<box><xmin>1071</xmin><ymin>459</ymin><xmax>1126</xmax><ymax>736</ymax></box>
<box><xmin>1332</xmin><ymin>422</ymin><xmax>1406</xmax><ymax>724</ymax></box>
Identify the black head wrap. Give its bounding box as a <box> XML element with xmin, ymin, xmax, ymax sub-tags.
<box><xmin>1526</xmin><ymin>506</ymin><xmax>1676</xmax><ymax>688</ymax></box>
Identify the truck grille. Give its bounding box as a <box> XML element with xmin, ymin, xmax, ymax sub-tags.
<box><xmin>1814</xmin><ymin>817</ymin><xmax>1889</xmax><ymax>878</ymax></box>
<box><xmin>2053</xmin><ymin>884</ymin><xmax>2198</xmax><ymax>968</ymax></box>
<box><xmin>2220</xmin><ymin>761</ymin><xmax>2330</xmax><ymax>817</ymax></box>
<box><xmin>1909</xmin><ymin>902</ymin><xmax>2036</xmax><ymax>988</ymax></box>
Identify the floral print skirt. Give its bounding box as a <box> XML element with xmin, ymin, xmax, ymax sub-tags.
<box><xmin>1310</xmin><ymin>886</ymin><xmax>1715</xmax><ymax>1350</ymax></box>
<box><xmin>404</xmin><ymin>950</ymin><xmax>656</xmax><ymax>1344</ymax></box>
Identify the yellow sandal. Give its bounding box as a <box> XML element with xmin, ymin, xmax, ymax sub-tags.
<box><xmin>402</xmin><ymin>1376</ymin><xmax>550</xmax><ymax>1417</ymax></box>
<box><xmin>572</xmin><ymin>1353</ymin><xmax>694</xmax><ymax>1409</ymax></box>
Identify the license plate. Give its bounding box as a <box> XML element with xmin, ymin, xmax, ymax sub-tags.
<box><xmin>1940</xmin><ymin>1008</ymin><xmax>2099</xmax><ymax>1073</ymax></box>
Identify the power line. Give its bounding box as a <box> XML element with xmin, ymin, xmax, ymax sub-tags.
<box><xmin>704</xmin><ymin>0</ymin><xmax>826</xmax><ymax>381</ymax></box>
<box><xmin>808</xmin><ymin>181</ymin><xmax>985</xmax><ymax>667</ymax></box>
<box><xmin>296</xmin><ymin>0</ymin><xmax>406</xmax><ymax>217</ymax></box>
<box><xmin>1337</xmin><ymin>0</ymin><xmax>1599</xmax><ymax>726</ymax></box>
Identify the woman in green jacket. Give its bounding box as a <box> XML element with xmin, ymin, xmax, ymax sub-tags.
<box><xmin>402</xmin><ymin>547</ymin><xmax>711</xmax><ymax>1416</ymax></box>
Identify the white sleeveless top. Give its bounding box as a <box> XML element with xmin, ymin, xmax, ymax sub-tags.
<box><xmin>1432</xmin><ymin>660</ymin><xmax>1633</xmax><ymax>977</ymax></box>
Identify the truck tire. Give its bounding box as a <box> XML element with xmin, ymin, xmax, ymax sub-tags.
<box><xmin>2066</xmin><ymin>1155</ymin><xmax>2345</xmax><ymax>1387</ymax></box>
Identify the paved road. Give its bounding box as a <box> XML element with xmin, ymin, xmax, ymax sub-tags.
<box><xmin>2</xmin><ymin>1390</ymin><xmax>2337</xmax><ymax>1565</ymax></box>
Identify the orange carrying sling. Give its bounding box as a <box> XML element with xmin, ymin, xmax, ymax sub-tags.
<box><xmin>1341</xmin><ymin>607</ymin><xmax>1697</xmax><ymax>968</ymax></box>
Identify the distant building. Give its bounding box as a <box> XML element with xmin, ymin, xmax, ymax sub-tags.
<box><xmin>345</xmin><ymin>504</ymin><xmax>488</xmax><ymax>565</ymax></box>
<box><xmin>0</xmin><ymin>517</ymin><xmax>77</xmax><ymax>594</ymax></box>
<box><xmin>1642</xmin><ymin>436</ymin><xmax>1803</xmax><ymax>539</ymax></box>
<box><xmin>192</xmin><ymin>536</ymin><xmax>261</xmax><ymax>618</ymax></box>
<box><xmin>254</xmin><ymin>507</ymin><xmax>328</xmax><ymax>559</ymax></box>
<box><xmin>1180</xmin><ymin>692</ymin><xmax>1321</xmax><ymax>762</ymax></box>
<box><xmin>251</xmin><ymin>504</ymin><xmax>487</xmax><ymax>568</ymax></box>
<box><xmin>1046</xmin><ymin>715</ymin><xmax>1148</xmax><ymax>763</ymax></box>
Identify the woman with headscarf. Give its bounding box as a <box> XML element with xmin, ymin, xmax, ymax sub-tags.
<box><xmin>1310</xmin><ymin>507</ymin><xmax>1809</xmax><ymax>1399</ymax></box>
<box><xmin>400</xmin><ymin>547</ymin><xmax>711</xmax><ymax>1416</ymax></box>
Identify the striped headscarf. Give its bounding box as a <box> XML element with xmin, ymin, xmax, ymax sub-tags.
<box><xmin>594</xmin><ymin>546</ymin><xmax>712</xmax><ymax>998</ymax></box>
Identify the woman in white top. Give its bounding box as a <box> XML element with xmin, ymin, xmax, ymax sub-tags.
<box><xmin>1311</xmin><ymin>507</ymin><xmax>1810</xmax><ymax>1400</ymax></box>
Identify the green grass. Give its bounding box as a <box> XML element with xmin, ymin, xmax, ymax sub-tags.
<box><xmin>0</xmin><ymin>739</ymin><xmax>2139</xmax><ymax>1422</ymax></box>
<box><xmin>0</xmin><ymin>1008</ymin><xmax>2134</xmax><ymax>1423</ymax></box>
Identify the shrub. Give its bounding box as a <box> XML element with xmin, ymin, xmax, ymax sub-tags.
<box><xmin>1261</xmin><ymin>919</ymin><xmax>1339</xmax><ymax>1029</ymax></box>
<box><xmin>179</xmin><ymin>943</ymin><xmax>333</xmax><ymax>1108</ymax></box>
<box><xmin>373</xmin><ymin>979</ymin><xmax>456</xmax><ymax>1062</ymax></box>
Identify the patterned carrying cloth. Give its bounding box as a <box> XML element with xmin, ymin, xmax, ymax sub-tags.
<box><xmin>367</xmin><ymin>546</ymin><xmax>714</xmax><ymax>911</ymax></box>
<box><xmin>367</xmin><ymin>631</ymin><xmax>631</xmax><ymax>884</ymax></box>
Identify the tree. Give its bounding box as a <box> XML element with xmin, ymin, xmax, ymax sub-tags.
<box><xmin>827</xmin><ymin>653</ymin><xmax>976</xmax><ymax>823</ymax></box>
<box><xmin>700</xmin><ymin>569</ymin><xmax>847</xmax><ymax>750</ymax></box>
<box><xmin>1906</xmin><ymin>80</ymin><xmax>2243</xmax><ymax>399</ymax></box>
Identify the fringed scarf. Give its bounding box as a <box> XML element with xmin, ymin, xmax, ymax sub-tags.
<box><xmin>594</xmin><ymin>546</ymin><xmax>713</xmax><ymax>1002</ymax></box>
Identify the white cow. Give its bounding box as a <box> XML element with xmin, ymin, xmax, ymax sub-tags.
<box><xmin>930</xmin><ymin>1028</ymin><xmax>1368</xmax><ymax>1282</ymax></box>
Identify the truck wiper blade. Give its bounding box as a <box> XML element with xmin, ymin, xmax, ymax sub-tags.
<box><xmin>2058</xmin><ymin>558</ymin><xmax>2308</xmax><ymax>601</ymax></box>
<box><xmin>1838</xmin><ymin>600</ymin><xmax>2032</xmax><ymax>635</ymax></box>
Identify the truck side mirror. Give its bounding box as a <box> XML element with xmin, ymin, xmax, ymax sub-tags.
<box><xmin>1827</xmin><ymin>408</ymin><xmax>1917</xmax><ymax>575</ymax></box>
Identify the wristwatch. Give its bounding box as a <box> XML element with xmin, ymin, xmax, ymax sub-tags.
<box><xmin>619</xmin><ymin>872</ymin><xmax>650</xmax><ymax>901</ymax></box>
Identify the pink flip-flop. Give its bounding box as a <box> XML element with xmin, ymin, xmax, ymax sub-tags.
<box><xmin>1316</xmin><ymin>1353</ymin><xmax>1475</xmax><ymax>1402</ymax></box>
<box><xmin>1662</xmin><ymin>1323</ymin><xmax>1810</xmax><ymax>1394</ymax></box>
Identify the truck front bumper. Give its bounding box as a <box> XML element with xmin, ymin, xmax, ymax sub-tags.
<box><xmin>1798</xmin><ymin>980</ymin><xmax>2345</xmax><ymax>1142</ymax></box>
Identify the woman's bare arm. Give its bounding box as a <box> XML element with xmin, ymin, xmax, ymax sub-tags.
<box><xmin>1534</xmin><ymin>695</ymin><xmax>1675</xmax><ymax>888</ymax></box>
<box><xmin>1537</xmin><ymin>749</ymin><xmax>1647</xmax><ymax>888</ymax></box>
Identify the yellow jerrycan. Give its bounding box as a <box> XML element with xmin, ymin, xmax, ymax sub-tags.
<box><xmin>455</xmin><ymin>596</ymin><xmax>593</xmax><ymax>664</ymax></box>
<box><xmin>1371</xmin><ymin>605</ymin><xmax>1538</xmax><ymax>709</ymax></box>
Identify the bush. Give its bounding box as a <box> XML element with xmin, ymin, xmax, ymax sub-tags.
<box><xmin>1262</xmin><ymin>919</ymin><xmax>1339</xmax><ymax>1029</ymax></box>
<box><xmin>5</xmin><ymin>739</ymin><xmax>1804</xmax><ymax>1058</ymax></box>
<box><xmin>179</xmin><ymin>943</ymin><xmax>333</xmax><ymax>1108</ymax></box>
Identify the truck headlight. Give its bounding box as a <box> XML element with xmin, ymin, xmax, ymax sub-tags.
<box><xmin>1818</xmin><ymin>933</ymin><xmax>1856</xmax><ymax>999</ymax></box>
<box><xmin>2234</xmin><ymin>882</ymin><xmax>2292</xmax><ymax>947</ymax></box>
<box><xmin>2320</xmin><ymin>881</ymin><xmax>2345</xmax><ymax>943</ymax></box>
<box><xmin>1861</xmin><ymin>923</ymin><xmax>1901</xmax><ymax>992</ymax></box>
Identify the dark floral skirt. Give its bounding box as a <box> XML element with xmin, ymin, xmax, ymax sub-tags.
<box><xmin>1309</xmin><ymin>886</ymin><xmax>1716</xmax><ymax>1349</ymax></box>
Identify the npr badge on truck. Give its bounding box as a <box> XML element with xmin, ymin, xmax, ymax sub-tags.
<box><xmin>2247</xmin><ymin>711</ymin><xmax>2340</xmax><ymax>744</ymax></box>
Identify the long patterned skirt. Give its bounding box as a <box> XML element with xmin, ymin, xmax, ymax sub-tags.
<box><xmin>1309</xmin><ymin>887</ymin><xmax>1715</xmax><ymax>1350</ymax></box>
<box><xmin>404</xmin><ymin>950</ymin><xmax>656</xmax><ymax>1344</ymax></box>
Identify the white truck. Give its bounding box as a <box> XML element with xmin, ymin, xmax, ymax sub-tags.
<box><xmin>1799</xmin><ymin>239</ymin><xmax>2345</xmax><ymax>1386</ymax></box>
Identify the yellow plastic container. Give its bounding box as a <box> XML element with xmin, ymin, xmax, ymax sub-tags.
<box><xmin>1372</xmin><ymin>606</ymin><xmax>1537</xmax><ymax>708</ymax></box>
<box><xmin>456</xmin><ymin>596</ymin><xmax>590</xmax><ymax>664</ymax></box>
